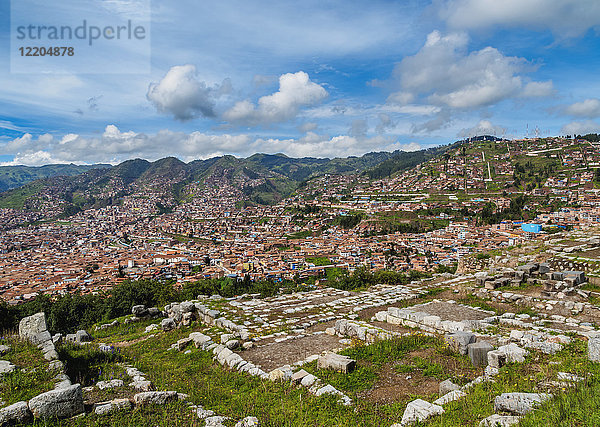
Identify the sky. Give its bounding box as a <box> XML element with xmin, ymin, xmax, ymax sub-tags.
<box><xmin>0</xmin><ymin>0</ymin><xmax>600</xmax><ymax>165</ymax></box>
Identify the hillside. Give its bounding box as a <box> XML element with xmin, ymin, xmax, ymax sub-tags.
<box><xmin>3</xmin><ymin>228</ymin><xmax>600</xmax><ymax>425</ymax></box>
<box><xmin>0</xmin><ymin>149</ymin><xmax>424</xmax><ymax>222</ymax></box>
<box><xmin>0</xmin><ymin>164</ymin><xmax>110</xmax><ymax>192</ymax></box>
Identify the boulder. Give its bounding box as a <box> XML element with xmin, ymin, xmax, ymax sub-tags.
<box><xmin>439</xmin><ymin>379</ymin><xmax>460</xmax><ymax>395</ymax></box>
<box><xmin>235</xmin><ymin>416</ymin><xmax>260</xmax><ymax>426</ymax></box>
<box><xmin>494</xmin><ymin>392</ymin><xmax>552</xmax><ymax>415</ymax></box>
<box><xmin>133</xmin><ymin>391</ymin><xmax>178</xmax><ymax>406</ymax></box>
<box><xmin>317</xmin><ymin>352</ymin><xmax>356</xmax><ymax>374</ymax></box>
<box><xmin>132</xmin><ymin>305</ymin><xmax>148</xmax><ymax>317</ymax></box>
<box><xmin>189</xmin><ymin>332</ymin><xmax>212</xmax><ymax>348</ymax></box>
<box><xmin>180</xmin><ymin>301</ymin><xmax>195</xmax><ymax>313</ymax></box>
<box><xmin>588</xmin><ymin>337</ymin><xmax>600</xmax><ymax>362</ymax></box>
<box><xmin>148</xmin><ymin>307</ymin><xmax>161</xmax><ymax>317</ymax></box>
<box><xmin>445</xmin><ymin>332</ymin><xmax>476</xmax><ymax>355</ymax></box>
<box><xmin>161</xmin><ymin>318</ymin><xmax>176</xmax><ymax>332</ymax></box>
<box><xmin>478</xmin><ymin>414</ymin><xmax>521</xmax><ymax>427</ymax></box>
<box><xmin>433</xmin><ymin>390</ymin><xmax>466</xmax><ymax>406</ymax></box>
<box><xmin>400</xmin><ymin>399</ymin><xmax>444</xmax><ymax>426</ymax></box>
<box><xmin>0</xmin><ymin>401</ymin><xmax>31</xmax><ymax>425</ymax></box>
<box><xmin>19</xmin><ymin>312</ymin><xmax>51</xmax><ymax>345</ymax></box>
<box><xmin>75</xmin><ymin>330</ymin><xmax>92</xmax><ymax>343</ymax></box>
<box><xmin>0</xmin><ymin>344</ymin><xmax>10</xmax><ymax>356</ymax></box>
<box><xmin>28</xmin><ymin>384</ymin><xmax>85</xmax><ymax>419</ymax></box>
<box><xmin>467</xmin><ymin>341</ymin><xmax>493</xmax><ymax>367</ymax></box>
<box><xmin>94</xmin><ymin>398</ymin><xmax>133</xmax><ymax>415</ymax></box>
<box><xmin>0</xmin><ymin>360</ymin><xmax>16</xmax><ymax>374</ymax></box>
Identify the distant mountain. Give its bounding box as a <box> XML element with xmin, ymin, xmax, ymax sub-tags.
<box><xmin>0</xmin><ymin>149</ymin><xmax>443</xmax><ymax>220</ymax></box>
<box><xmin>0</xmin><ymin>163</ymin><xmax>110</xmax><ymax>192</ymax></box>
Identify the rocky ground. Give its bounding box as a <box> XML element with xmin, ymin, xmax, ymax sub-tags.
<box><xmin>2</xmin><ymin>227</ymin><xmax>600</xmax><ymax>426</ymax></box>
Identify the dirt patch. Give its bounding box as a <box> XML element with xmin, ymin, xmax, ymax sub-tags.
<box><xmin>357</xmin><ymin>288</ymin><xmax>459</xmax><ymax>321</ymax></box>
<box><xmin>83</xmin><ymin>386</ymin><xmax>134</xmax><ymax>405</ymax></box>
<box><xmin>369</xmin><ymin>321</ymin><xmax>414</xmax><ymax>334</ymax></box>
<box><xmin>357</xmin><ymin>347</ymin><xmax>479</xmax><ymax>404</ymax></box>
<box><xmin>242</xmin><ymin>333</ymin><xmax>347</xmax><ymax>371</ymax></box>
<box><xmin>358</xmin><ymin>363</ymin><xmax>438</xmax><ymax>404</ymax></box>
<box><xmin>417</xmin><ymin>301</ymin><xmax>491</xmax><ymax>322</ymax></box>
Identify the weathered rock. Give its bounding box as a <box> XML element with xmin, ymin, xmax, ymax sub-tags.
<box><xmin>75</xmin><ymin>330</ymin><xmax>92</xmax><ymax>343</ymax></box>
<box><xmin>300</xmin><ymin>373</ymin><xmax>317</xmax><ymax>387</ymax></box>
<box><xmin>133</xmin><ymin>391</ymin><xmax>178</xmax><ymax>406</ymax></box>
<box><xmin>226</xmin><ymin>340</ymin><xmax>239</xmax><ymax>350</ymax></box>
<box><xmin>588</xmin><ymin>337</ymin><xmax>600</xmax><ymax>362</ymax></box>
<box><xmin>180</xmin><ymin>301</ymin><xmax>195</xmax><ymax>313</ymax></box>
<box><xmin>0</xmin><ymin>345</ymin><xmax>10</xmax><ymax>356</ymax></box>
<box><xmin>161</xmin><ymin>318</ymin><xmax>176</xmax><ymax>332</ymax></box>
<box><xmin>129</xmin><ymin>380</ymin><xmax>154</xmax><ymax>391</ymax></box>
<box><xmin>189</xmin><ymin>332</ymin><xmax>212</xmax><ymax>348</ymax></box>
<box><xmin>96</xmin><ymin>379</ymin><xmax>124</xmax><ymax>390</ymax></box>
<box><xmin>317</xmin><ymin>352</ymin><xmax>356</xmax><ymax>374</ymax></box>
<box><xmin>445</xmin><ymin>331</ymin><xmax>476</xmax><ymax>355</ymax></box>
<box><xmin>478</xmin><ymin>414</ymin><xmax>521</xmax><ymax>427</ymax></box>
<box><xmin>132</xmin><ymin>305</ymin><xmax>148</xmax><ymax>317</ymax></box>
<box><xmin>400</xmin><ymin>399</ymin><xmax>444</xmax><ymax>426</ymax></box>
<box><xmin>439</xmin><ymin>379</ymin><xmax>460</xmax><ymax>395</ymax></box>
<box><xmin>433</xmin><ymin>390</ymin><xmax>466</xmax><ymax>406</ymax></box>
<box><xmin>291</xmin><ymin>369</ymin><xmax>310</xmax><ymax>384</ymax></box>
<box><xmin>494</xmin><ymin>392</ymin><xmax>552</xmax><ymax>415</ymax></box>
<box><xmin>205</xmin><ymin>415</ymin><xmax>228</xmax><ymax>426</ymax></box>
<box><xmin>19</xmin><ymin>312</ymin><xmax>51</xmax><ymax>345</ymax></box>
<box><xmin>176</xmin><ymin>337</ymin><xmax>192</xmax><ymax>351</ymax></box>
<box><xmin>0</xmin><ymin>401</ymin><xmax>31</xmax><ymax>425</ymax></box>
<box><xmin>235</xmin><ymin>416</ymin><xmax>260</xmax><ymax>426</ymax></box>
<box><xmin>467</xmin><ymin>341</ymin><xmax>493</xmax><ymax>367</ymax></box>
<box><xmin>0</xmin><ymin>360</ymin><xmax>16</xmax><ymax>374</ymax></box>
<box><xmin>28</xmin><ymin>384</ymin><xmax>85</xmax><ymax>419</ymax></box>
<box><xmin>487</xmin><ymin>350</ymin><xmax>507</xmax><ymax>369</ymax></box>
<box><xmin>94</xmin><ymin>398</ymin><xmax>133</xmax><ymax>415</ymax></box>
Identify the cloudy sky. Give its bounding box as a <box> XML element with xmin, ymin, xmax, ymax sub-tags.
<box><xmin>1</xmin><ymin>0</ymin><xmax>600</xmax><ymax>165</ymax></box>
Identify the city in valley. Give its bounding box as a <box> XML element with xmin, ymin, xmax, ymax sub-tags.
<box><xmin>4</xmin><ymin>1</ymin><xmax>600</xmax><ymax>425</ymax></box>
<box><xmin>1</xmin><ymin>136</ymin><xmax>598</xmax><ymax>304</ymax></box>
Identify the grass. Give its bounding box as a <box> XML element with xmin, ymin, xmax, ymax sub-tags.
<box><xmin>92</xmin><ymin>317</ymin><xmax>159</xmax><ymax>344</ymax></box>
<box><xmin>458</xmin><ymin>294</ymin><xmax>504</xmax><ymax>314</ymax></box>
<box><xmin>57</xmin><ymin>342</ymin><xmax>124</xmax><ymax>387</ymax></box>
<box><xmin>0</xmin><ymin>336</ymin><xmax>56</xmax><ymax>405</ymax></box>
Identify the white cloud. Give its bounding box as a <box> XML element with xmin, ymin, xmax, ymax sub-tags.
<box><xmin>298</xmin><ymin>122</ymin><xmax>319</xmax><ymax>133</ymax></box>
<box><xmin>375</xmin><ymin>113</ymin><xmax>395</xmax><ymax>134</ymax></box>
<box><xmin>387</xmin><ymin>91</ymin><xmax>415</xmax><ymax>105</ymax></box>
<box><xmin>438</xmin><ymin>0</ymin><xmax>600</xmax><ymax>39</ymax></box>
<box><xmin>147</xmin><ymin>65</ymin><xmax>225</xmax><ymax>121</ymax></box>
<box><xmin>1</xmin><ymin>123</ymin><xmax>426</xmax><ymax>166</ymax></box>
<box><xmin>560</xmin><ymin>120</ymin><xmax>600</xmax><ymax>136</ymax></box>
<box><xmin>457</xmin><ymin>120</ymin><xmax>506</xmax><ymax>138</ymax></box>
<box><xmin>223</xmin><ymin>71</ymin><xmax>328</xmax><ymax>125</ymax></box>
<box><xmin>564</xmin><ymin>99</ymin><xmax>600</xmax><ymax>118</ymax></box>
<box><xmin>521</xmin><ymin>81</ymin><xmax>555</xmax><ymax>98</ymax></box>
<box><xmin>390</xmin><ymin>31</ymin><xmax>546</xmax><ymax>110</ymax></box>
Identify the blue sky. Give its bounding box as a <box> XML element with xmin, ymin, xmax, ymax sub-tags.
<box><xmin>0</xmin><ymin>0</ymin><xmax>599</xmax><ymax>165</ymax></box>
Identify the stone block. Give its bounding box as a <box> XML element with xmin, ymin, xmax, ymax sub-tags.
<box><xmin>400</xmin><ymin>399</ymin><xmax>444</xmax><ymax>426</ymax></box>
<box><xmin>134</xmin><ymin>391</ymin><xmax>178</xmax><ymax>406</ymax></box>
<box><xmin>478</xmin><ymin>414</ymin><xmax>521</xmax><ymax>427</ymax></box>
<box><xmin>588</xmin><ymin>337</ymin><xmax>600</xmax><ymax>362</ymax></box>
<box><xmin>494</xmin><ymin>392</ymin><xmax>552</xmax><ymax>415</ymax></box>
<box><xmin>0</xmin><ymin>401</ymin><xmax>31</xmax><ymax>425</ymax></box>
<box><xmin>28</xmin><ymin>384</ymin><xmax>85</xmax><ymax>419</ymax></box>
<box><xmin>161</xmin><ymin>318</ymin><xmax>176</xmax><ymax>332</ymax></box>
<box><xmin>317</xmin><ymin>352</ymin><xmax>356</xmax><ymax>374</ymax></box>
<box><xmin>445</xmin><ymin>331</ymin><xmax>476</xmax><ymax>355</ymax></box>
<box><xmin>467</xmin><ymin>341</ymin><xmax>493</xmax><ymax>367</ymax></box>
<box><xmin>439</xmin><ymin>379</ymin><xmax>460</xmax><ymax>395</ymax></box>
